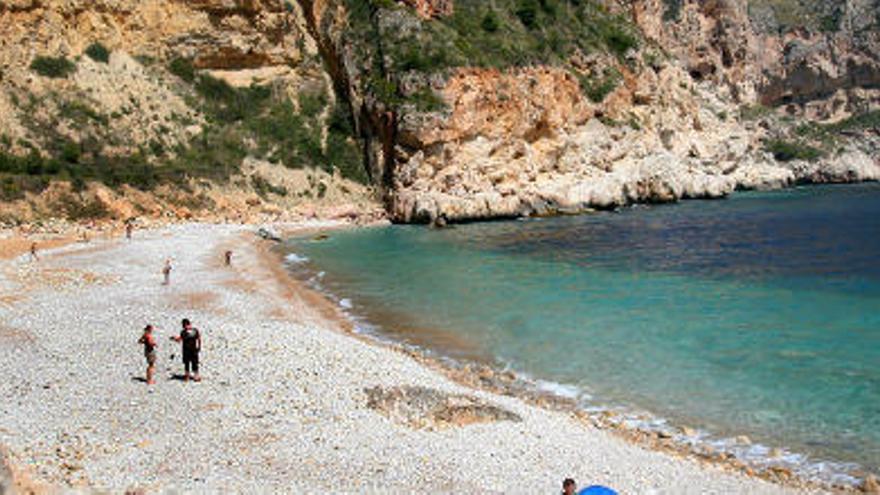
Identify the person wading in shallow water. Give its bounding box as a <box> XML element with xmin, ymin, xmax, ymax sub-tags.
<box><xmin>171</xmin><ymin>318</ymin><xmax>201</xmax><ymax>381</ymax></box>
<box><xmin>29</xmin><ymin>242</ymin><xmax>39</xmax><ymax>262</ymax></box>
<box><xmin>224</xmin><ymin>250</ymin><xmax>233</xmax><ymax>266</ymax></box>
<box><xmin>138</xmin><ymin>324</ymin><xmax>158</xmax><ymax>385</ymax></box>
<box><xmin>126</xmin><ymin>222</ymin><xmax>134</xmax><ymax>241</ymax></box>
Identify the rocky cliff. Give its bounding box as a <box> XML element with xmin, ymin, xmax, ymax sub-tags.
<box><xmin>0</xmin><ymin>0</ymin><xmax>878</xmax><ymax>224</ymax></box>
<box><xmin>634</xmin><ymin>0</ymin><xmax>880</xmax><ymax>116</ymax></box>
<box><xmin>298</xmin><ymin>0</ymin><xmax>880</xmax><ymax>223</ymax></box>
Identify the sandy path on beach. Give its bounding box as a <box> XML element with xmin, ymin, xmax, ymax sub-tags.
<box><xmin>0</xmin><ymin>223</ymin><xmax>821</xmax><ymax>494</ymax></box>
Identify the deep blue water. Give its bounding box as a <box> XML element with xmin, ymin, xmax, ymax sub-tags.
<box><xmin>284</xmin><ymin>184</ymin><xmax>880</xmax><ymax>480</ymax></box>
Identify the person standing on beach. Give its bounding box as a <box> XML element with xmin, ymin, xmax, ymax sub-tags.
<box><xmin>170</xmin><ymin>318</ymin><xmax>201</xmax><ymax>381</ymax></box>
<box><xmin>224</xmin><ymin>250</ymin><xmax>233</xmax><ymax>266</ymax></box>
<box><xmin>29</xmin><ymin>242</ymin><xmax>39</xmax><ymax>262</ymax></box>
<box><xmin>126</xmin><ymin>222</ymin><xmax>134</xmax><ymax>241</ymax></box>
<box><xmin>162</xmin><ymin>259</ymin><xmax>172</xmax><ymax>285</ymax></box>
<box><xmin>138</xmin><ymin>325</ymin><xmax>158</xmax><ymax>385</ymax></box>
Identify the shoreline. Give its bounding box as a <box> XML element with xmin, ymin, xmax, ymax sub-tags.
<box><xmin>0</xmin><ymin>219</ymin><xmax>850</xmax><ymax>493</ymax></box>
<box><xmin>273</xmin><ymin>205</ymin><xmax>877</xmax><ymax>493</ymax></box>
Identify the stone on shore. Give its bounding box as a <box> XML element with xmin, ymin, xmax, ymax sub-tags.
<box><xmin>364</xmin><ymin>385</ymin><xmax>521</xmax><ymax>429</ymax></box>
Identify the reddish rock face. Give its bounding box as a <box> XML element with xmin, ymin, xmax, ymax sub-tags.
<box><xmin>398</xmin><ymin>0</ymin><xmax>452</xmax><ymax>18</ymax></box>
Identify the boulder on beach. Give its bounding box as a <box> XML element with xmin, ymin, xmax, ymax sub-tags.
<box><xmin>364</xmin><ymin>385</ymin><xmax>521</xmax><ymax>429</ymax></box>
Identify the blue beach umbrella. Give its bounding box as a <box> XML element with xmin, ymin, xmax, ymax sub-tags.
<box><xmin>578</xmin><ymin>486</ymin><xmax>618</xmax><ymax>495</ymax></box>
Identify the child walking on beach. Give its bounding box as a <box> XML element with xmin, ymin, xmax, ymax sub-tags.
<box><xmin>171</xmin><ymin>318</ymin><xmax>201</xmax><ymax>382</ymax></box>
<box><xmin>138</xmin><ymin>325</ymin><xmax>158</xmax><ymax>385</ymax></box>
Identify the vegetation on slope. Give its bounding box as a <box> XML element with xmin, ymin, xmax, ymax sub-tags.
<box><xmin>0</xmin><ymin>55</ymin><xmax>367</xmax><ymax>203</ymax></box>
<box><xmin>342</xmin><ymin>0</ymin><xmax>640</xmax><ymax>112</ymax></box>
<box><xmin>29</xmin><ymin>56</ymin><xmax>76</xmax><ymax>79</ymax></box>
<box><xmin>85</xmin><ymin>43</ymin><xmax>111</xmax><ymax>64</ymax></box>
<box><xmin>762</xmin><ymin>110</ymin><xmax>880</xmax><ymax>162</ymax></box>
<box><xmin>746</xmin><ymin>0</ymin><xmax>870</xmax><ymax>33</ymax></box>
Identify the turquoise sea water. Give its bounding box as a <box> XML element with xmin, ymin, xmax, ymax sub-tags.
<box><xmin>283</xmin><ymin>184</ymin><xmax>880</xmax><ymax>482</ymax></box>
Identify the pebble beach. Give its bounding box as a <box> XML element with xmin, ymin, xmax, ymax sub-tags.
<box><xmin>0</xmin><ymin>222</ymin><xmax>824</xmax><ymax>494</ymax></box>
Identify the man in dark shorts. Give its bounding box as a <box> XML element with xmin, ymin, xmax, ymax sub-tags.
<box><xmin>171</xmin><ymin>318</ymin><xmax>201</xmax><ymax>381</ymax></box>
<box><xmin>138</xmin><ymin>324</ymin><xmax>157</xmax><ymax>385</ymax></box>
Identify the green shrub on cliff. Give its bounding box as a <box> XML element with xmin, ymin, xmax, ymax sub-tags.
<box><xmin>61</xmin><ymin>141</ymin><xmax>81</xmax><ymax>164</ymax></box>
<box><xmin>740</xmin><ymin>104</ymin><xmax>773</xmax><ymax>121</ymax></box>
<box><xmin>340</xmin><ymin>0</ymin><xmax>641</xmax><ymax>120</ymax></box>
<box><xmin>165</xmin><ymin>68</ymin><xmax>368</xmax><ymax>183</ymax></box>
<box><xmin>749</xmin><ymin>0</ymin><xmax>847</xmax><ymax>34</ymax></box>
<box><xmin>765</xmin><ymin>139</ymin><xmax>822</xmax><ymax>162</ymax></box>
<box><xmin>30</xmin><ymin>56</ymin><xmax>76</xmax><ymax>79</ymax></box>
<box><xmin>578</xmin><ymin>68</ymin><xmax>622</xmax><ymax>103</ymax></box>
<box><xmin>195</xmin><ymin>74</ymin><xmax>271</xmax><ymax>124</ymax></box>
<box><xmin>244</xmin><ymin>98</ymin><xmax>366</xmax><ymax>183</ymax></box>
<box><xmin>481</xmin><ymin>9</ymin><xmax>501</xmax><ymax>32</ymax></box>
<box><xmin>827</xmin><ymin>110</ymin><xmax>880</xmax><ymax>133</ymax></box>
<box><xmin>59</xmin><ymin>100</ymin><xmax>108</xmax><ymax>127</ymax></box>
<box><xmin>344</xmin><ymin>0</ymin><xmax>640</xmax><ymax>78</ymax></box>
<box><xmin>598</xmin><ymin>22</ymin><xmax>638</xmax><ymax>57</ymax></box>
<box><xmin>789</xmin><ymin>109</ymin><xmax>880</xmax><ymax>155</ymax></box>
<box><xmin>168</xmin><ymin>57</ymin><xmax>196</xmax><ymax>83</ymax></box>
<box><xmin>515</xmin><ymin>0</ymin><xmax>540</xmax><ymax>29</ymax></box>
<box><xmin>325</xmin><ymin>105</ymin><xmax>369</xmax><ymax>183</ymax></box>
<box><xmin>85</xmin><ymin>42</ymin><xmax>111</xmax><ymax>63</ymax></box>
<box><xmin>251</xmin><ymin>175</ymin><xmax>288</xmax><ymax>198</ymax></box>
<box><xmin>662</xmin><ymin>0</ymin><xmax>683</xmax><ymax>21</ymax></box>
<box><xmin>0</xmin><ymin>147</ymin><xmax>157</xmax><ymax>197</ymax></box>
<box><xmin>60</xmin><ymin>195</ymin><xmax>111</xmax><ymax>220</ymax></box>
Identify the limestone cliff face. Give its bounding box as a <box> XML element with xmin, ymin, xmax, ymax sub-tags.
<box><xmin>0</xmin><ymin>0</ymin><xmax>303</xmax><ymax>68</ymax></box>
<box><xmin>301</xmin><ymin>0</ymin><xmax>879</xmax><ymax>223</ymax></box>
<box><xmin>630</xmin><ymin>0</ymin><xmax>880</xmax><ymax>117</ymax></box>
<box><xmin>388</xmin><ymin>62</ymin><xmax>770</xmax><ymax>222</ymax></box>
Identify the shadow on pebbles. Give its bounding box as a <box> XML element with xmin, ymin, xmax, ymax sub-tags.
<box><xmin>365</xmin><ymin>385</ymin><xmax>521</xmax><ymax>429</ymax></box>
